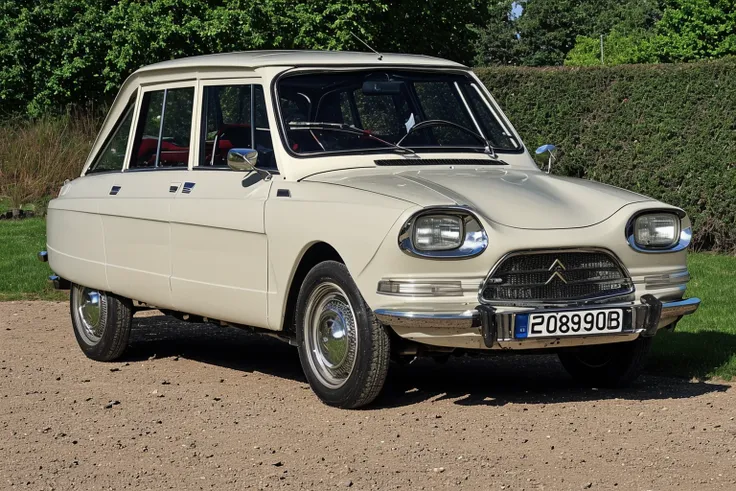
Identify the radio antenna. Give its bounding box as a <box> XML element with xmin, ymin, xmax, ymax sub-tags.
<box><xmin>350</xmin><ymin>32</ymin><xmax>383</xmax><ymax>61</ymax></box>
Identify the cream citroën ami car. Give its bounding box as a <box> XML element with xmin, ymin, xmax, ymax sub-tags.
<box><xmin>40</xmin><ymin>51</ymin><xmax>700</xmax><ymax>408</ymax></box>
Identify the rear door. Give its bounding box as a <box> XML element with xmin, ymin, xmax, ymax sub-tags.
<box><xmin>100</xmin><ymin>82</ymin><xmax>196</xmax><ymax>308</ymax></box>
<box><xmin>169</xmin><ymin>78</ymin><xmax>276</xmax><ymax>327</ymax></box>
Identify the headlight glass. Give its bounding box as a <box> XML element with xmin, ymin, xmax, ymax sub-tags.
<box><xmin>413</xmin><ymin>215</ymin><xmax>463</xmax><ymax>251</ymax></box>
<box><xmin>634</xmin><ymin>213</ymin><xmax>680</xmax><ymax>248</ymax></box>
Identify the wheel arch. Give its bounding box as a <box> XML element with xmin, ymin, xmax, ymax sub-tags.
<box><xmin>280</xmin><ymin>241</ymin><xmax>345</xmax><ymax>335</ymax></box>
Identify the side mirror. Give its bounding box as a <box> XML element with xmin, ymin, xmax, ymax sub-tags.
<box><xmin>534</xmin><ymin>144</ymin><xmax>558</xmax><ymax>174</ymax></box>
<box><xmin>227</xmin><ymin>148</ymin><xmax>272</xmax><ymax>181</ymax></box>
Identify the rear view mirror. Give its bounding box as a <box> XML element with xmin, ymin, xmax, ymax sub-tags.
<box><xmin>227</xmin><ymin>148</ymin><xmax>272</xmax><ymax>182</ymax></box>
<box><xmin>362</xmin><ymin>81</ymin><xmax>402</xmax><ymax>95</ymax></box>
<box><xmin>534</xmin><ymin>144</ymin><xmax>558</xmax><ymax>174</ymax></box>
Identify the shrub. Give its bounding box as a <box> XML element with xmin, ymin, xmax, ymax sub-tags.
<box><xmin>476</xmin><ymin>58</ymin><xmax>736</xmax><ymax>252</ymax></box>
<box><xmin>0</xmin><ymin>114</ymin><xmax>96</xmax><ymax>213</ymax></box>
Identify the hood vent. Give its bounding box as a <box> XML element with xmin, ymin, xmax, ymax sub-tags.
<box><xmin>374</xmin><ymin>159</ymin><xmax>505</xmax><ymax>167</ymax></box>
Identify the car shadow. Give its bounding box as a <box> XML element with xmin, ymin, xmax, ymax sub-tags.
<box><xmin>123</xmin><ymin>313</ymin><xmax>732</xmax><ymax>409</ymax></box>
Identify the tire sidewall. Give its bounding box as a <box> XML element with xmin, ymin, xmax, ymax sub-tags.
<box><xmin>295</xmin><ymin>261</ymin><xmax>384</xmax><ymax>407</ymax></box>
<box><xmin>70</xmin><ymin>285</ymin><xmax>128</xmax><ymax>361</ymax></box>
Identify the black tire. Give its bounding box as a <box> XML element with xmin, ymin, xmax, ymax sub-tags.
<box><xmin>558</xmin><ymin>336</ymin><xmax>653</xmax><ymax>387</ymax></box>
<box><xmin>296</xmin><ymin>261</ymin><xmax>390</xmax><ymax>408</ymax></box>
<box><xmin>70</xmin><ymin>283</ymin><xmax>133</xmax><ymax>362</ymax></box>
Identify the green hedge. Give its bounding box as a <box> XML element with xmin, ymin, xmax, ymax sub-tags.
<box><xmin>476</xmin><ymin>59</ymin><xmax>736</xmax><ymax>253</ymax></box>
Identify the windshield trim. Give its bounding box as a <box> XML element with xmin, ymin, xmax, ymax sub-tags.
<box><xmin>271</xmin><ymin>67</ymin><xmax>525</xmax><ymax>160</ymax></box>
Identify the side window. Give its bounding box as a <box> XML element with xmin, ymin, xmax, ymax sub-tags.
<box><xmin>87</xmin><ymin>99</ymin><xmax>135</xmax><ymax>174</ymax></box>
<box><xmin>198</xmin><ymin>84</ymin><xmax>276</xmax><ymax>169</ymax></box>
<box><xmin>130</xmin><ymin>87</ymin><xmax>194</xmax><ymax>169</ymax></box>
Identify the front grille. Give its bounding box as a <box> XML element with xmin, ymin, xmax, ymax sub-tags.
<box><xmin>481</xmin><ymin>250</ymin><xmax>633</xmax><ymax>304</ymax></box>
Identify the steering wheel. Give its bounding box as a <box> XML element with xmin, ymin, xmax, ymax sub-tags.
<box><xmin>397</xmin><ymin>119</ymin><xmax>488</xmax><ymax>147</ymax></box>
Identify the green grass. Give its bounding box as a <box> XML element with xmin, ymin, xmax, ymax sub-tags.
<box><xmin>650</xmin><ymin>253</ymin><xmax>736</xmax><ymax>381</ymax></box>
<box><xmin>0</xmin><ymin>217</ymin><xmax>734</xmax><ymax>380</ymax></box>
<box><xmin>0</xmin><ymin>218</ymin><xmax>65</xmax><ymax>301</ymax></box>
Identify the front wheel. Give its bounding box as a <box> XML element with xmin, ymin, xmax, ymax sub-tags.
<box><xmin>70</xmin><ymin>284</ymin><xmax>133</xmax><ymax>361</ymax></box>
<box><xmin>296</xmin><ymin>261</ymin><xmax>390</xmax><ymax>408</ymax></box>
<box><xmin>558</xmin><ymin>336</ymin><xmax>653</xmax><ymax>387</ymax></box>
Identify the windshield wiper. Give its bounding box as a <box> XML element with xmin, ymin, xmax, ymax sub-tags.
<box><xmin>397</xmin><ymin>119</ymin><xmax>505</xmax><ymax>160</ymax></box>
<box><xmin>287</xmin><ymin>121</ymin><xmax>418</xmax><ymax>157</ymax></box>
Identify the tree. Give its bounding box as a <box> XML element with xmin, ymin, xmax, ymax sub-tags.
<box><xmin>0</xmin><ymin>0</ymin><xmax>486</xmax><ymax>117</ymax></box>
<box><xmin>651</xmin><ymin>0</ymin><xmax>736</xmax><ymax>62</ymax></box>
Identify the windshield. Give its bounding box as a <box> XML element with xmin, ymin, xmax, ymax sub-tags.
<box><xmin>277</xmin><ymin>70</ymin><xmax>520</xmax><ymax>156</ymax></box>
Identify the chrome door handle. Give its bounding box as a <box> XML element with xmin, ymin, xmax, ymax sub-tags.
<box><xmin>109</xmin><ymin>186</ymin><xmax>121</xmax><ymax>196</ymax></box>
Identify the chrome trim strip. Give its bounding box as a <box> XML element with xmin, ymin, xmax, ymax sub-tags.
<box><xmin>478</xmin><ymin>247</ymin><xmax>634</xmax><ymax>306</ymax></box>
<box><xmin>375</xmin><ymin>308</ymin><xmax>478</xmax><ymax>329</ymax></box>
<box><xmin>398</xmin><ymin>206</ymin><xmax>488</xmax><ymax>260</ymax></box>
<box><xmin>643</xmin><ymin>270</ymin><xmax>691</xmax><ymax>287</ymax></box>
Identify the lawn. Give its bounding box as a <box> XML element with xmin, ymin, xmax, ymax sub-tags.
<box><xmin>0</xmin><ymin>218</ymin><xmax>65</xmax><ymax>301</ymax></box>
<box><xmin>0</xmin><ymin>218</ymin><xmax>734</xmax><ymax>380</ymax></box>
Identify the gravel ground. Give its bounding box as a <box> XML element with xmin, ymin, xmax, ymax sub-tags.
<box><xmin>1</xmin><ymin>301</ymin><xmax>735</xmax><ymax>490</ymax></box>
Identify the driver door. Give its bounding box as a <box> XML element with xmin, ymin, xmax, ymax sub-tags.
<box><xmin>169</xmin><ymin>79</ymin><xmax>276</xmax><ymax>327</ymax></box>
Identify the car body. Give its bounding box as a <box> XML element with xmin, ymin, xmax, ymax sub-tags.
<box><xmin>42</xmin><ymin>51</ymin><xmax>700</xmax><ymax>407</ymax></box>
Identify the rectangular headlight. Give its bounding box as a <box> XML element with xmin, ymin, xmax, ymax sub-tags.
<box><xmin>634</xmin><ymin>213</ymin><xmax>680</xmax><ymax>248</ymax></box>
<box><xmin>413</xmin><ymin>215</ymin><xmax>463</xmax><ymax>251</ymax></box>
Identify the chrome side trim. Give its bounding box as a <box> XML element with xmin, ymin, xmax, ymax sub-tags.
<box><xmin>643</xmin><ymin>270</ymin><xmax>691</xmax><ymax>287</ymax></box>
<box><xmin>478</xmin><ymin>247</ymin><xmax>634</xmax><ymax>306</ymax></box>
<box><xmin>398</xmin><ymin>206</ymin><xmax>488</xmax><ymax>260</ymax></box>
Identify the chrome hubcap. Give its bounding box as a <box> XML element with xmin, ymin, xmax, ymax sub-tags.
<box><xmin>304</xmin><ymin>282</ymin><xmax>358</xmax><ymax>389</ymax></box>
<box><xmin>74</xmin><ymin>286</ymin><xmax>104</xmax><ymax>344</ymax></box>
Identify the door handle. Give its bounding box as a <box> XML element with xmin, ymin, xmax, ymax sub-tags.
<box><xmin>169</xmin><ymin>183</ymin><xmax>180</xmax><ymax>193</ymax></box>
<box><xmin>109</xmin><ymin>185</ymin><xmax>121</xmax><ymax>196</ymax></box>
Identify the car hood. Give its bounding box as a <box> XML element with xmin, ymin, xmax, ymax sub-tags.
<box><xmin>305</xmin><ymin>167</ymin><xmax>653</xmax><ymax>229</ymax></box>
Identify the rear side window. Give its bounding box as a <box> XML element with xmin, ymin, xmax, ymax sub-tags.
<box><xmin>87</xmin><ymin>99</ymin><xmax>135</xmax><ymax>174</ymax></box>
<box><xmin>130</xmin><ymin>87</ymin><xmax>194</xmax><ymax>169</ymax></box>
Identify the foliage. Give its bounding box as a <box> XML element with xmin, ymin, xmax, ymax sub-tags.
<box><xmin>565</xmin><ymin>30</ymin><xmax>658</xmax><ymax>66</ymax></box>
<box><xmin>0</xmin><ymin>114</ymin><xmax>96</xmax><ymax>211</ymax></box>
<box><xmin>473</xmin><ymin>0</ymin><xmax>662</xmax><ymax>66</ymax></box>
<box><xmin>651</xmin><ymin>0</ymin><xmax>736</xmax><ymax>62</ymax></box>
<box><xmin>0</xmin><ymin>0</ymin><xmax>486</xmax><ymax>117</ymax></box>
<box><xmin>476</xmin><ymin>58</ymin><xmax>736</xmax><ymax>252</ymax></box>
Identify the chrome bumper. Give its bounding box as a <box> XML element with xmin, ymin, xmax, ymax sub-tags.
<box><xmin>375</xmin><ymin>296</ymin><xmax>701</xmax><ymax>349</ymax></box>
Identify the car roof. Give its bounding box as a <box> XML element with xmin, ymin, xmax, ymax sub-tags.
<box><xmin>134</xmin><ymin>50</ymin><xmax>467</xmax><ymax>75</ymax></box>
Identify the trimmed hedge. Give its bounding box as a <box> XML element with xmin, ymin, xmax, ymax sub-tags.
<box><xmin>476</xmin><ymin>59</ymin><xmax>736</xmax><ymax>252</ymax></box>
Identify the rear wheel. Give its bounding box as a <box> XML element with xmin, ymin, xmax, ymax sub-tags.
<box><xmin>558</xmin><ymin>336</ymin><xmax>653</xmax><ymax>387</ymax></box>
<box><xmin>70</xmin><ymin>284</ymin><xmax>133</xmax><ymax>361</ymax></box>
<box><xmin>296</xmin><ymin>261</ymin><xmax>390</xmax><ymax>408</ymax></box>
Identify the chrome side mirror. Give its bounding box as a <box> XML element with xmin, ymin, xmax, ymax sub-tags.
<box><xmin>534</xmin><ymin>144</ymin><xmax>557</xmax><ymax>174</ymax></box>
<box><xmin>227</xmin><ymin>148</ymin><xmax>271</xmax><ymax>181</ymax></box>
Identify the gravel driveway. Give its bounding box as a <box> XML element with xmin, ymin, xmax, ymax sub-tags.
<box><xmin>1</xmin><ymin>301</ymin><xmax>735</xmax><ymax>490</ymax></box>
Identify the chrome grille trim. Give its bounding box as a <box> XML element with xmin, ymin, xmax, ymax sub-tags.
<box><xmin>479</xmin><ymin>248</ymin><xmax>634</xmax><ymax>306</ymax></box>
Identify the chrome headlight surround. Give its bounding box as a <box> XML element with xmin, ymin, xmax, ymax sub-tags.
<box><xmin>626</xmin><ymin>209</ymin><xmax>691</xmax><ymax>253</ymax></box>
<box><xmin>399</xmin><ymin>207</ymin><xmax>488</xmax><ymax>259</ymax></box>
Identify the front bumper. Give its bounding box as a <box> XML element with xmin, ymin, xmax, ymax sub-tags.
<box><xmin>375</xmin><ymin>296</ymin><xmax>701</xmax><ymax>350</ymax></box>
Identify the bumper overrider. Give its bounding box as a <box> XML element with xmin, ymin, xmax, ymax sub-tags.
<box><xmin>374</xmin><ymin>296</ymin><xmax>701</xmax><ymax>350</ymax></box>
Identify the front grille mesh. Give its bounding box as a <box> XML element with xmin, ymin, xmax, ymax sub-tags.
<box><xmin>481</xmin><ymin>251</ymin><xmax>633</xmax><ymax>304</ymax></box>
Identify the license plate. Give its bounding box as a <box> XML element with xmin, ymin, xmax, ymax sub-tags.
<box><xmin>514</xmin><ymin>309</ymin><xmax>625</xmax><ymax>339</ymax></box>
